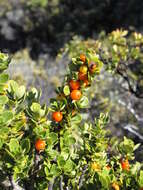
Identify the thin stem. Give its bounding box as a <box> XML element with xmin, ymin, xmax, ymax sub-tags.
<box><xmin>48</xmin><ymin>179</ymin><xmax>55</xmax><ymax>190</ymax></box>
<box><xmin>8</xmin><ymin>175</ymin><xmax>23</xmax><ymax>190</ymax></box>
<box><xmin>79</xmin><ymin>165</ymin><xmax>88</xmax><ymax>189</ymax></box>
<box><xmin>60</xmin><ymin>176</ymin><xmax>64</xmax><ymax>190</ymax></box>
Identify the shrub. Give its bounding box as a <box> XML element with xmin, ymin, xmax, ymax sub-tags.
<box><xmin>59</xmin><ymin>30</ymin><xmax>143</xmax><ymax>98</ymax></box>
<box><xmin>0</xmin><ymin>51</ymin><xmax>142</xmax><ymax>190</ymax></box>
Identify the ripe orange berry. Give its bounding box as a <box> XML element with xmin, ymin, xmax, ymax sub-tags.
<box><xmin>121</xmin><ymin>159</ymin><xmax>130</xmax><ymax>171</ymax></box>
<box><xmin>89</xmin><ymin>63</ymin><xmax>97</xmax><ymax>74</ymax></box>
<box><xmin>78</xmin><ymin>72</ymin><xmax>87</xmax><ymax>81</ymax></box>
<box><xmin>35</xmin><ymin>139</ymin><xmax>46</xmax><ymax>151</ymax></box>
<box><xmin>79</xmin><ymin>65</ymin><xmax>88</xmax><ymax>74</ymax></box>
<box><xmin>52</xmin><ymin>111</ymin><xmax>63</xmax><ymax>122</ymax></box>
<box><xmin>112</xmin><ymin>182</ymin><xmax>120</xmax><ymax>190</ymax></box>
<box><xmin>83</xmin><ymin>79</ymin><xmax>89</xmax><ymax>87</ymax></box>
<box><xmin>70</xmin><ymin>90</ymin><xmax>82</xmax><ymax>100</ymax></box>
<box><xmin>91</xmin><ymin>162</ymin><xmax>101</xmax><ymax>171</ymax></box>
<box><xmin>69</xmin><ymin>80</ymin><xmax>80</xmax><ymax>90</ymax></box>
<box><xmin>80</xmin><ymin>54</ymin><xmax>86</xmax><ymax>63</ymax></box>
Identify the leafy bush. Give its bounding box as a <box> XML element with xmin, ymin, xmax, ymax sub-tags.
<box><xmin>0</xmin><ymin>51</ymin><xmax>143</xmax><ymax>190</ymax></box>
<box><xmin>59</xmin><ymin>30</ymin><xmax>143</xmax><ymax>98</ymax></box>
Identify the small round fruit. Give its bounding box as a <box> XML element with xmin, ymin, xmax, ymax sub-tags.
<box><xmin>83</xmin><ymin>79</ymin><xmax>89</xmax><ymax>87</ymax></box>
<box><xmin>121</xmin><ymin>159</ymin><xmax>130</xmax><ymax>171</ymax></box>
<box><xmin>69</xmin><ymin>80</ymin><xmax>80</xmax><ymax>90</ymax></box>
<box><xmin>89</xmin><ymin>63</ymin><xmax>97</xmax><ymax>74</ymax></box>
<box><xmin>112</xmin><ymin>182</ymin><xmax>120</xmax><ymax>190</ymax></box>
<box><xmin>91</xmin><ymin>162</ymin><xmax>101</xmax><ymax>171</ymax></box>
<box><xmin>35</xmin><ymin>139</ymin><xmax>46</xmax><ymax>151</ymax></box>
<box><xmin>52</xmin><ymin>111</ymin><xmax>63</xmax><ymax>122</ymax></box>
<box><xmin>78</xmin><ymin>72</ymin><xmax>87</xmax><ymax>81</ymax></box>
<box><xmin>70</xmin><ymin>90</ymin><xmax>82</xmax><ymax>100</ymax></box>
<box><xmin>80</xmin><ymin>54</ymin><xmax>86</xmax><ymax>63</ymax></box>
<box><xmin>79</xmin><ymin>65</ymin><xmax>88</xmax><ymax>74</ymax></box>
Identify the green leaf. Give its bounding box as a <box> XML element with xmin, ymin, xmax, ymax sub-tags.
<box><xmin>0</xmin><ymin>138</ymin><xmax>4</xmax><ymax>149</ymax></box>
<box><xmin>63</xmin><ymin>85</ymin><xmax>70</xmax><ymax>96</ymax></box>
<box><xmin>8</xmin><ymin>81</ymin><xmax>25</xmax><ymax>100</ymax></box>
<box><xmin>21</xmin><ymin>139</ymin><xmax>31</xmax><ymax>153</ymax></box>
<box><xmin>0</xmin><ymin>53</ymin><xmax>10</xmax><ymax>71</ymax></box>
<box><xmin>131</xmin><ymin>162</ymin><xmax>141</xmax><ymax>175</ymax></box>
<box><xmin>119</xmin><ymin>137</ymin><xmax>135</xmax><ymax>154</ymax></box>
<box><xmin>139</xmin><ymin>171</ymin><xmax>143</xmax><ymax>187</ymax></box>
<box><xmin>31</xmin><ymin>102</ymin><xmax>41</xmax><ymax>113</ymax></box>
<box><xmin>44</xmin><ymin>167</ymin><xmax>49</xmax><ymax>177</ymax></box>
<box><xmin>57</xmin><ymin>155</ymin><xmax>66</xmax><ymax>168</ymax></box>
<box><xmin>0</xmin><ymin>126</ymin><xmax>9</xmax><ymax>136</ymax></box>
<box><xmin>64</xmin><ymin>159</ymin><xmax>75</xmax><ymax>173</ymax></box>
<box><xmin>9</xmin><ymin>139</ymin><xmax>20</xmax><ymax>154</ymax></box>
<box><xmin>0</xmin><ymin>111</ymin><xmax>13</xmax><ymax>125</ymax></box>
<box><xmin>70</xmin><ymin>113</ymin><xmax>82</xmax><ymax>124</ymax></box>
<box><xmin>15</xmin><ymin>85</ymin><xmax>25</xmax><ymax>99</ymax></box>
<box><xmin>0</xmin><ymin>95</ymin><xmax>8</xmax><ymax>105</ymax></box>
<box><xmin>39</xmin><ymin>109</ymin><xmax>45</xmax><ymax>117</ymax></box>
<box><xmin>50</xmin><ymin>164</ymin><xmax>61</xmax><ymax>176</ymax></box>
<box><xmin>66</xmin><ymin>136</ymin><xmax>76</xmax><ymax>146</ymax></box>
<box><xmin>49</xmin><ymin>133</ymin><xmax>58</xmax><ymax>144</ymax></box>
<box><xmin>61</xmin><ymin>148</ymin><xmax>70</xmax><ymax>160</ymax></box>
<box><xmin>9</xmin><ymin>80</ymin><xmax>19</xmax><ymax>93</ymax></box>
<box><xmin>77</xmin><ymin>96</ymin><xmax>89</xmax><ymax>108</ymax></box>
<box><xmin>98</xmin><ymin>172</ymin><xmax>110</xmax><ymax>189</ymax></box>
<box><xmin>47</xmin><ymin>149</ymin><xmax>58</xmax><ymax>160</ymax></box>
<box><xmin>134</xmin><ymin>143</ymin><xmax>140</xmax><ymax>151</ymax></box>
<box><xmin>2</xmin><ymin>111</ymin><xmax>13</xmax><ymax>122</ymax></box>
<box><xmin>0</xmin><ymin>73</ymin><xmax>9</xmax><ymax>83</ymax></box>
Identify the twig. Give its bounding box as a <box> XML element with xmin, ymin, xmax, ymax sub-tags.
<box><xmin>8</xmin><ymin>175</ymin><xmax>23</xmax><ymax>190</ymax></box>
<box><xmin>79</xmin><ymin>165</ymin><xmax>88</xmax><ymax>189</ymax></box>
<box><xmin>48</xmin><ymin>179</ymin><xmax>55</xmax><ymax>190</ymax></box>
<box><xmin>60</xmin><ymin>176</ymin><xmax>64</xmax><ymax>190</ymax></box>
<box><xmin>116</xmin><ymin>64</ymin><xmax>143</xmax><ymax>98</ymax></box>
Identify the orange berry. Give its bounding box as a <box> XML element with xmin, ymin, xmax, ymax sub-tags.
<box><xmin>78</xmin><ymin>72</ymin><xmax>87</xmax><ymax>81</ymax></box>
<box><xmin>112</xmin><ymin>182</ymin><xmax>120</xmax><ymax>190</ymax></box>
<box><xmin>83</xmin><ymin>79</ymin><xmax>89</xmax><ymax>87</ymax></box>
<box><xmin>121</xmin><ymin>159</ymin><xmax>130</xmax><ymax>171</ymax></box>
<box><xmin>69</xmin><ymin>80</ymin><xmax>80</xmax><ymax>90</ymax></box>
<box><xmin>89</xmin><ymin>63</ymin><xmax>97</xmax><ymax>74</ymax></box>
<box><xmin>52</xmin><ymin>111</ymin><xmax>63</xmax><ymax>122</ymax></box>
<box><xmin>35</xmin><ymin>139</ymin><xmax>46</xmax><ymax>151</ymax></box>
<box><xmin>79</xmin><ymin>65</ymin><xmax>88</xmax><ymax>74</ymax></box>
<box><xmin>80</xmin><ymin>54</ymin><xmax>86</xmax><ymax>63</ymax></box>
<box><xmin>70</xmin><ymin>90</ymin><xmax>82</xmax><ymax>100</ymax></box>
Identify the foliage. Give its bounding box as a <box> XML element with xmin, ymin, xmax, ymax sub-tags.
<box><xmin>59</xmin><ymin>30</ymin><xmax>143</xmax><ymax>98</ymax></box>
<box><xmin>1</xmin><ymin>0</ymin><xmax>143</xmax><ymax>57</ymax></box>
<box><xmin>0</xmin><ymin>51</ymin><xmax>142</xmax><ymax>190</ymax></box>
